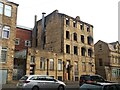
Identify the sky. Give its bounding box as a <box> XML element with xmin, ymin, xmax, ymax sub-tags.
<box><xmin>10</xmin><ymin>0</ymin><xmax>119</xmax><ymax>43</ymax></box>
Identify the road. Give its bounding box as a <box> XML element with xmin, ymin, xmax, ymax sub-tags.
<box><xmin>1</xmin><ymin>83</ymin><xmax>79</xmax><ymax>90</ymax></box>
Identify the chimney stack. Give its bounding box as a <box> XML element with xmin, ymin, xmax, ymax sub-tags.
<box><xmin>34</xmin><ymin>15</ymin><xmax>37</xmax><ymax>25</ymax></box>
<box><xmin>42</xmin><ymin>12</ymin><xmax>46</xmax><ymax>32</ymax></box>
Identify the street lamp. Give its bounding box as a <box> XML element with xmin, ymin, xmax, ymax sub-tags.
<box><xmin>46</xmin><ymin>59</ymin><xmax>49</xmax><ymax>75</ymax></box>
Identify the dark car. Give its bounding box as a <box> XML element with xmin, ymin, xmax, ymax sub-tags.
<box><xmin>80</xmin><ymin>82</ymin><xmax>120</xmax><ymax>90</ymax></box>
<box><xmin>79</xmin><ymin>75</ymin><xmax>108</xmax><ymax>86</ymax></box>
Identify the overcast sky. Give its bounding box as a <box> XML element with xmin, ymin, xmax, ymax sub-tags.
<box><xmin>10</xmin><ymin>0</ymin><xmax>119</xmax><ymax>43</ymax></box>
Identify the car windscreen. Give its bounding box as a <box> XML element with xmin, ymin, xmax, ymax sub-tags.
<box><xmin>20</xmin><ymin>76</ymin><xmax>28</xmax><ymax>80</ymax></box>
<box><xmin>90</xmin><ymin>76</ymin><xmax>105</xmax><ymax>82</ymax></box>
<box><xmin>80</xmin><ymin>84</ymin><xmax>102</xmax><ymax>90</ymax></box>
<box><xmin>80</xmin><ymin>76</ymin><xmax>91</xmax><ymax>80</ymax></box>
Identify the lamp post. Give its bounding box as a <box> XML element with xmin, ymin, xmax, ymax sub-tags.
<box><xmin>46</xmin><ymin>59</ymin><xmax>49</xmax><ymax>75</ymax></box>
<box><xmin>63</xmin><ymin>61</ymin><xmax>65</xmax><ymax>81</ymax></box>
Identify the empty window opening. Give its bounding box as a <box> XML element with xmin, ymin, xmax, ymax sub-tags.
<box><xmin>80</xmin><ymin>23</ymin><xmax>84</xmax><ymax>30</ymax></box>
<box><xmin>87</xmin><ymin>25</ymin><xmax>90</xmax><ymax>32</ymax></box>
<box><xmin>74</xmin><ymin>46</ymin><xmax>78</xmax><ymax>55</ymax></box>
<box><xmin>66</xmin><ymin>18</ymin><xmax>69</xmax><ymax>26</ymax></box>
<box><xmin>74</xmin><ymin>33</ymin><xmax>77</xmax><ymax>41</ymax></box>
<box><xmin>81</xmin><ymin>35</ymin><xmax>84</xmax><ymax>43</ymax></box>
<box><xmin>73</xmin><ymin>21</ymin><xmax>76</xmax><ymax>28</ymax></box>
<box><xmin>66</xmin><ymin>31</ymin><xmax>70</xmax><ymax>39</ymax></box>
<box><xmin>66</xmin><ymin>44</ymin><xmax>70</xmax><ymax>54</ymax></box>
<box><xmin>88</xmin><ymin>49</ymin><xmax>92</xmax><ymax>57</ymax></box>
<box><xmin>87</xmin><ymin>36</ymin><xmax>93</xmax><ymax>45</ymax></box>
<box><xmin>81</xmin><ymin>47</ymin><xmax>86</xmax><ymax>56</ymax></box>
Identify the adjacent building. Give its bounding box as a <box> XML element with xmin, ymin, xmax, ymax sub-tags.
<box><xmin>95</xmin><ymin>40</ymin><xmax>120</xmax><ymax>82</ymax></box>
<box><xmin>0</xmin><ymin>0</ymin><xmax>18</xmax><ymax>84</ymax></box>
<box><xmin>26</xmin><ymin>10</ymin><xmax>95</xmax><ymax>81</ymax></box>
<box><xmin>13</xmin><ymin>25</ymin><xmax>32</xmax><ymax>80</ymax></box>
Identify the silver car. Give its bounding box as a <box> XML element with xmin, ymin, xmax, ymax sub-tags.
<box><xmin>16</xmin><ymin>75</ymin><xmax>66</xmax><ymax>90</ymax></box>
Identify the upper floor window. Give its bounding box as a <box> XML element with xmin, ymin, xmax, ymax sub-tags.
<box><xmin>0</xmin><ymin>2</ymin><xmax>3</xmax><ymax>14</ymax></box>
<box><xmin>81</xmin><ymin>35</ymin><xmax>84</xmax><ymax>43</ymax></box>
<box><xmin>66</xmin><ymin>18</ymin><xmax>69</xmax><ymax>26</ymax></box>
<box><xmin>66</xmin><ymin>44</ymin><xmax>70</xmax><ymax>54</ymax></box>
<box><xmin>87</xmin><ymin>25</ymin><xmax>90</xmax><ymax>32</ymax></box>
<box><xmin>2</xmin><ymin>26</ymin><xmax>10</xmax><ymax>39</ymax></box>
<box><xmin>5</xmin><ymin>5</ymin><xmax>12</xmax><ymax>17</ymax></box>
<box><xmin>73</xmin><ymin>21</ymin><xmax>77</xmax><ymax>28</ymax></box>
<box><xmin>73</xmin><ymin>33</ymin><xmax>77</xmax><ymax>41</ymax></box>
<box><xmin>81</xmin><ymin>47</ymin><xmax>86</xmax><ymax>56</ymax></box>
<box><xmin>1</xmin><ymin>47</ymin><xmax>7</xmax><ymax>63</ymax></box>
<box><xmin>74</xmin><ymin>46</ymin><xmax>78</xmax><ymax>55</ymax></box>
<box><xmin>25</xmin><ymin>40</ymin><xmax>31</xmax><ymax>47</ymax></box>
<box><xmin>80</xmin><ymin>23</ymin><xmax>84</xmax><ymax>30</ymax></box>
<box><xmin>66</xmin><ymin>31</ymin><xmax>70</xmax><ymax>39</ymax></box>
<box><xmin>15</xmin><ymin>38</ymin><xmax>20</xmax><ymax>45</ymax></box>
<box><xmin>88</xmin><ymin>48</ymin><xmax>92</xmax><ymax>57</ymax></box>
<box><xmin>87</xmin><ymin>36</ymin><xmax>93</xmax><ymax>45</ymax></box>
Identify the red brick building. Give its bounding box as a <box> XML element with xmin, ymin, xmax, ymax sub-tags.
<box><xmin>13</xmin><ymin>25</ymin><xmax>32</xmax><ymax>80</ymax></box>
<box><xmin>15</xmin><ymin>25</ymin><xmax>32</xmax><ymax>51</ymax></box>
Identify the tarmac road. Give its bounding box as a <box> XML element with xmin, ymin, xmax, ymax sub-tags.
<box><xmin>1</xmin><ymin>82</ymin><xmax>79</xmax><ymax>90</ymax></box>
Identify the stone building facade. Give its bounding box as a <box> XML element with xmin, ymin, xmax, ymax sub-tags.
<box><xmin>95</xmin><ymin>40</ymin><xmax>120</xmax><ymax>82</ymax></box>
<box><xmin>0</xmin><ymin>0</ymin><xmax>18</xmax><ymax>84</ymax></box>
<box><xmin>27</xmin><ymin>10</ymin><xmax>95</xmax><ymax>81</ymax></box>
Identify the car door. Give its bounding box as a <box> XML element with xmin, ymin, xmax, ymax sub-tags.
<box><xmin>29</xmin><ymin>76</ymin><xmax>46</xmax><ymax>89</ymax></box>
<box><xmin>36</xmin><ymin>76</ymin><xmax>47</xmax><ymax>89</ymax></box>
<box><xmin>103</xmin><ymin>85</ymin><xmax>117</xmax><ymax>90</ymax></box>
<box><xmin>44</xmin><ymin>76</ymin><xmax>59</xmax><ymax>89</ymax></box>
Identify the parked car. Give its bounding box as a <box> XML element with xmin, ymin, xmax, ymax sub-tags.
<box><xmin>16</xmin><ymin>75</ymin><xmax>66</xmax><ymax>90</ymax></box>
<box><xmin>80</xmin><ymin>82</ymin><xmax>120</xmax><ymax>90</ymax></box>
<box><xmin>79</xmin><ymin>75</ymin><xmax>109</xmax><ymax>86</ymax></box>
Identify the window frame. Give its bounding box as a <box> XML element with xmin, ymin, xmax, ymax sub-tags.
<box><xmin>66</xmin><ymin>31</ymin><xmax>70</xmax><ymax>39</ymax></box>
<box><xmin>0</xmin><ymin>2</ymin><xmax>3</xmax><ymax>14</ymax></box>
<box><xmin>15</xmin><ymin>38</ymin><xmax>20</xmax><ymax>45</ymax></box>
<box><xmin>4</xmin><ymin>4</ymin><xmax>12</xmax><ymax>17</ymax></box>
<box><xmin>2</xmin><ymin>26</ymin><xmax>10</xmax><ymax>39</ymax></box>
<box><xmin>74</xmin><ymin>46</ymin><xmax>78</xmax><ymax>55</ymax></box>
<box><xmin>25</xmin><ymin>40</ymin><xmax>31</xmax><ymax>47</ymax></box>
<box><xmin>58</xmin><ymin>59</ymin><xmax>62</xmax><ymax>71</ymax></box>
<box><xmin>49</xmin><ymin>58</ymin><xmax>54</xmax><ymax>70</ymax></box>
<box><xmin>66</xmin><ymin>44</ymin><xmax>70</xmax><ymax>54</ymax></box>
<box><xmin>1</xmin><ymin>47</ymin><xmax>7</xmax><ymax>63</ymax></box>
<box><xmin>30</xmin><ymin>56</ymin><xmax>35</xmax><ymax>64</ymax></box>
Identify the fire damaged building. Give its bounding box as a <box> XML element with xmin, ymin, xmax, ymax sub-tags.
<box><xmin>26</xmin><ymin>10</ymin><xmax>95</xmax><ymax>81</ymax></box>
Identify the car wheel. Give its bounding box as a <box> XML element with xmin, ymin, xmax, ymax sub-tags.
<box><xmin>32</xmin><ymin>86</ymin><xmax>39</xmax><ymax>90</ymax></box>
<box><xmin>58</xmin><ymin>85</ymin><xmax>64</xmax><ymax>90</ymax></box>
